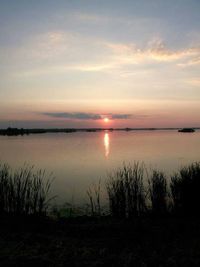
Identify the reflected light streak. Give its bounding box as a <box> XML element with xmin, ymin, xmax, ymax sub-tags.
<box><xmin>104</xmin><ymin>132</ymin><xmax>110</xmax><ymax>158</ymax></box>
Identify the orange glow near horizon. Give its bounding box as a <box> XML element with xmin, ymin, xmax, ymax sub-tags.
<box><xmin>104</xmin><ymin>117</ymin><xmax>109</xmax><ymax>123</ymax></box>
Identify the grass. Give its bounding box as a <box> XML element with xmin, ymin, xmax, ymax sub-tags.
<box><xmin>87</xmin><ymin>179</ymin><xmax>102</xmax><ymax>216</ymax></box>
<box><xmin>106</xmin><ymin>161</ymin><xmax>200</xmax><ymax>218</ymax></box>
<box><xmin>0</xmin><ymin>163</ymin><xmax>53</xmax><ymax>216</ymax></box>
<box><xmin>1</xmin><ymin>161</ymin><xmax>200</xmax><ymax>266</ymax></box>
<box><xmin>148</xmin><ymin>170</ymin><xmax>168</xmax><ymax>215</ymax></box>
<box><xmin>170</xmin><ymin>162</ymin><xmax>200</xmax><ymax>215</ymax></box>
<box><xmin>1</xmin><ymin>161</ymin><xmax>200</xmax><ymax>218</ymax></box>
<box><xmin>106</xmin><ymin>162</ymin><xmax>147</xmax><ymax>218</ymax></box>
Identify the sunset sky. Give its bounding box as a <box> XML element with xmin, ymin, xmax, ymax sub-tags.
<box><xmin>0</xmin><ymin>0</ymin><xmax>200</xmax><ymax>128</ymax></box>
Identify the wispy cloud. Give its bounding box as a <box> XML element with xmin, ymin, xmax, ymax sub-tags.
<box><xmin>10</xmin><ymin>30</ymin><xmax>200</xmax><ymax>79</ymax></box>
<box><xmin>111</xmin><ymin>114</ymin><xmax>132</xmax><ymax>119</ymax></box>
<box><xmin>186</xmin><ymin>79</ymin><xmax>200</xmax><ymax>86</ymax></box>
<box><xmin>106</xmin><ymin>39</ymin><xmax>200</xmax><ymax>65</ymax></box>
<box><xmin>2</xmin><ymin>23</ymin><xmax>198</xmax><ymax>81</ymax></box>
<box><xmin>43</xmin><ymin>112</ymin><xmax>101</xmax><ymax>120</ymax></box>
<box><xmin>177</xmin><ymin>55</ymin><xmax>200</xmax><ymax>67</ymax></box>
<box><xmin>42</xmin><ymin>112</ymin><xmax>132</xmax><ymax>120</ymax></box>
<box><xmin>71</xmin><ymin>12</ymin><xmax>110</xmax><ymax>24</ymax></box>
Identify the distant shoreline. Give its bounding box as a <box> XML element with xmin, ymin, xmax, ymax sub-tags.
<box><xmin>0</xmin><ymin>127</ymin><xmax>199</xmax><ymax>136</ymax></box>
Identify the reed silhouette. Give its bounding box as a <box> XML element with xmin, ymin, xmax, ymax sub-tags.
<box><xmin>106</xmin><ymin>162</ymin><xmax>200</xmax><ymax>218</ymax></box>
<box><xmin>170</xmin><ymin>162</ymin><xmax>200</xmax><ymax>216</ymax></box>
<box><xmin>148</xmin><ymin>170</ymin><xmax>168</xmax><ymax>216</ymax></box>
<box><xmin>0</xmin><ymin>163</ymin><xmax>53</xmax><ymax>216</ymax></box>
<box><xmin>1</xmin><ymin>161</ymin><xmax>200</xmax><ymax>218</ymax></box>
<box><xmin>87</xmin><ymin>179</ymin><xmax>102</xmax><ymax>216</ymax></box>
<box><xmin>106</xmin><ymin>162</ymin><xmax>147</xmax><ymax>218</ymax></box>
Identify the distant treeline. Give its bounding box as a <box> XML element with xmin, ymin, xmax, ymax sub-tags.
<box><xmin>0</xmin><ymin>127</ymin><xmax>77</xmax><ymax>136</ymax></box>
<box><xmin>0</xmin><ymin>127</ymin><xmax>199</xmax><ymax>136</ymax></box>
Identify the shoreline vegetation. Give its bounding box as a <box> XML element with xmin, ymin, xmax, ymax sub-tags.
<box><xmin>0</xmin><ymin>127</ymin><xmax>198</xmax><ymax>136</ymax></box>
<box><xmin>1</xmin><ymin>161</ymin><xmax>200</xmax><ymax>266</ymax></box>
<box><xmin>0</xmin><ymin>161</ymin><xmax>200</xmax><ymax>218</ymax></box>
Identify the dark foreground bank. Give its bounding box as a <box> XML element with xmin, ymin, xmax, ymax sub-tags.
<box><xmin>1</xmin><ymin>215</ymin><xmax>200</xmax><ymax>267</ymax></box>
<box><xmin>1</xmin><ymin>162</ymin><xmax>200</xmax><ymax>266</ymax></box>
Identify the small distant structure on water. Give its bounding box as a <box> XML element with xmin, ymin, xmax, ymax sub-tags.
<box><xmin>178</xmin><ymin>128</ymin><xmax>195</xmax><ymax>133</ymax></box>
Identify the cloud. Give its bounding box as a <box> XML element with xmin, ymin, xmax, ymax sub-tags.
<box><xmin>43</xmin><ymin>112</ymin><xmax>101</xmax><ymax>120</ymax></box>
<box><xmin>106</xmin><ymin>39</ymin><xmax>200</xmax><ymax>65</ymax></box>
<box><xmin>72</xmin><ymin>12</ymin><xmax>110</xmax><ymax>24</ymax></box>
<box><xmin>42</xmin><ymin>112</ymin><xmax>132</xmax><ymax>120</ymax></box>
<box><xmin>111</xmin><ymin>114</ymin><xmax>132</xmax><ymax>119</ymax></box>
<box><xmin>177</xmin><ymin>55</ymin><xmax>200</xmax><ymax>67</ymax></box>
<box><xmin>5</xmin><ymin>29</ymin><xmax>200</xmax><ymax>80</ymax></box>
<box><xmin>186</xmin><ymin>79</ymin><xmax>200</xmax><ymax>86</ymax></box>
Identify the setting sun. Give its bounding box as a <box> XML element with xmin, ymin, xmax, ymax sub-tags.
<box><xmin>104</xmin><ymin>117</ymin><xmax>109</xmax><ymax>123</ymax></box>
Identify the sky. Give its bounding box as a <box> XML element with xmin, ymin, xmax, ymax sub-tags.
<box><xmin>0</xmin><ymin>0</ymin><xmax>200</xmax><ymax>128</ymax></box>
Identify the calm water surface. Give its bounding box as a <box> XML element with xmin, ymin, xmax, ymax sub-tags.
<box><xmin>0</xmin><ymin>130</ymin><xmax>200</xmax><ymax>204</ymax></box>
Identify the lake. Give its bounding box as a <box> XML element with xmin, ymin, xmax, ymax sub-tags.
<box><xmin>0</xmin><ymin>130</ymin><xmax>200</xmax><ymax>205</ymax></box>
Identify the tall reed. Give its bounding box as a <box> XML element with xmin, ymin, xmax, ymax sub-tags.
<box><xmin>106</xmin><ymin>162</ymin><xmax>147</xmax><ymax>218</ymax></box>
<box><xmin>148</xmin><ymin>170</ymin><xmax>168</xmax><ymax>215</ymax></box>
<box><xmin>87</xmin><ymin>179</ymin><xmax>102</xmax><ymax>216</ymax></box>
<box><xmin>170</xmin><ymin>162</ymin><xmax>200</xmax><ymax>215</ymax></box>
<box><xmin>0</xmin><ymin>163</ymin><xmax>53</xmax><ymax>216</ymax></box>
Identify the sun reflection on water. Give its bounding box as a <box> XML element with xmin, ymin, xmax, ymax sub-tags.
<box><xmin>104</xmin><ymin>132</ymin><xmax>110</xmax><ymax>158</ymax></box>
